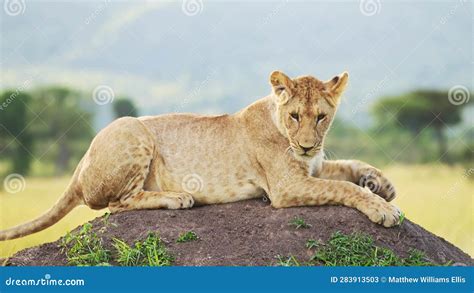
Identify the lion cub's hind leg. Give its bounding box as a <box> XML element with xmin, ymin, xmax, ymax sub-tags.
<box><xmin>109</xmin><ymin>190</ymin><xmax>195</xmax><ymax>213</ymax></box>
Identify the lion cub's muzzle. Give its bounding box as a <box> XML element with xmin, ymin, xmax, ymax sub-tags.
<box><xmin>293</xmin><ymin>142</ymin><xmax>322</xmax><ymax>158</ymax></box>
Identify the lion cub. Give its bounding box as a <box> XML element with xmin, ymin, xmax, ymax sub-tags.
<box><xmin>0</xmin><ymin>70</ymin><xmax>401</xmax><ymax>240</ymax></box>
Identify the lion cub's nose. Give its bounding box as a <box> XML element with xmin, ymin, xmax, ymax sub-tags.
<box><xmin>299</xmin><ymin>145</ymin><xmax>314</xmax><ymax>153</ymax></box>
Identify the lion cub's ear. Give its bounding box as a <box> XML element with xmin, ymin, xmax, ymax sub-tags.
<box><xmin>325</xmin><ymin>71</ymin><xmax>349</xmax><ymax>101</ymax></box>
<box><xmin>269</xmin><ymin>70</ymin><xmax>294</xmax><ymax>104</ymax></box>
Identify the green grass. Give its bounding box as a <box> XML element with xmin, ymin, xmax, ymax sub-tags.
<box><xmin>289</xmin><ymin>217</ymin><xmax>312</xmax><ymax>229</ymax></box>
<box><xmin>101</xmin><ymin>212</ymin><xmax>113</xmax><ymax>226</ymax></box>
<box><xmin>176</xmin><ymin>231</ymin><xmax>199</xmax><ymax>243</ymax></box>
<box><xmin>305</xmin><ymin>239</ymin><xmax>320</xmax><ymax>249</ymax></box>
<box><xmin>113</xmin><ymin>233</ymin><xmax>174</xmax><ymax>266</ymax></box>
<box><xmin>60</xmin><ymin>223</ymin><xmax>111</xmax><ymax>266</ymax></box>
<box><xmin>310</xmin><ymin>232</ymin><xmax>434</xmax><ymax>266</ymax></box>
<box><xmin>275</xmin><ymin>232</ymin><xmax>437</xmax><ymax>266</ymax></box>
<box><xmin>399</xmin><ymin>211</ymin><xmax>406</xmax><ymax>225</ymax></box>
<box><xmin>61</xmin><ymin>223</ymin><xmax>173</xmax><ymax>266</ymax></box>
<box><xmin>275</xmin><ymin>255</ymin><xmax>301</xmax><ymax>266</ymax></box>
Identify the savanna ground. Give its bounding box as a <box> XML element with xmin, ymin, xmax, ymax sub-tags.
<box><xmin>0</xmin><ymin>164</ymin><xmax>472</xmax><ymax>259</ymax></box>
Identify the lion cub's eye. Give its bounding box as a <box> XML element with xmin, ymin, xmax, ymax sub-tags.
<box><xmin>290</xmin><ymin>113</ymin><xmax>300</xmax><ymax>122</ymax></box>
<box><xmin>316</xmin><ymin>114</ymin><xmax>327</xmax><ymax>123</ymax></box>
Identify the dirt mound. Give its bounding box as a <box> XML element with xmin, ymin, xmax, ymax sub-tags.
<box><xmin>6</xmin><ymin>200</ymin><xmax>473</xmax><ymax>266</ymax></box>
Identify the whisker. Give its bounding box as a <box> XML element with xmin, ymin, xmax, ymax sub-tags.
<box><xmin>324</xmin><ymin>148</ymin><xmax>338</xmax><ymax>160</ymax></box>
<box><xmin>323</xmin><ymin>149</ymin><xmax>330</xmax><ymax>160</ymax></box>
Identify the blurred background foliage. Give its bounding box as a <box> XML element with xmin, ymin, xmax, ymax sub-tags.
<box><xmin>0</xmin><ymin>88</ymin><xmax>138</xmax><ymax>176</ymax></box>
<box><xmin>0</xmin><ymin>87</ymin><xmax>472</xmax><ymax>176</ymax></box>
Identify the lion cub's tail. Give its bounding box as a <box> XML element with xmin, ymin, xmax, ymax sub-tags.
<box><xmin>0</xmin><ymin>182</ymin><xmax>83</xmax><ymax>241</ymax></box>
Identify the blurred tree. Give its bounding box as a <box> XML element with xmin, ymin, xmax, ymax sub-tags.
<box><xmin>0</xmin><ymin>91</ymin><xmax>33</xmax><ymax>174</ymax></box>
<box><xmin>30</xmin><ymin>87</ymin><xmax>94</xmax><ymax>175</ymax></box>
<box><xmin>113</xmin><ymin>97</ymin><xmax>138</xmax><ymax>118</ymax></box>
<box><xmin>373</xmin><ymin>90</ymin><xmax>471</xmax><ymax>162</ymax></box>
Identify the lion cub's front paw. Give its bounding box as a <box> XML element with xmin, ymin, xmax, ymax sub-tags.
<box><xmin>362</xmin><ymin>195</ymin><xmax>402</xmax><ymax>227</ymax></box>
<box><xmin>359</xmin><ymin>168</ymin><xmax>396</xmax><ymax>202</ymax></box>
<box><xmin>163</xmin><ymin>193</ymin><xmax>195</xmax><ymax>209</ymax></box>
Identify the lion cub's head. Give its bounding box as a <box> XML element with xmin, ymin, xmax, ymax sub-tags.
<box><xmin>269</xmin><ymin>70</ymin><xmax>348</xmax><ymax>161</ymax></box>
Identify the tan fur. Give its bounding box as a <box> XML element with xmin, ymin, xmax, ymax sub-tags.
<box><xmin>0</xmin><ymin>71</ymin><xmax>401</xmax><ymax>240</ymax></box>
